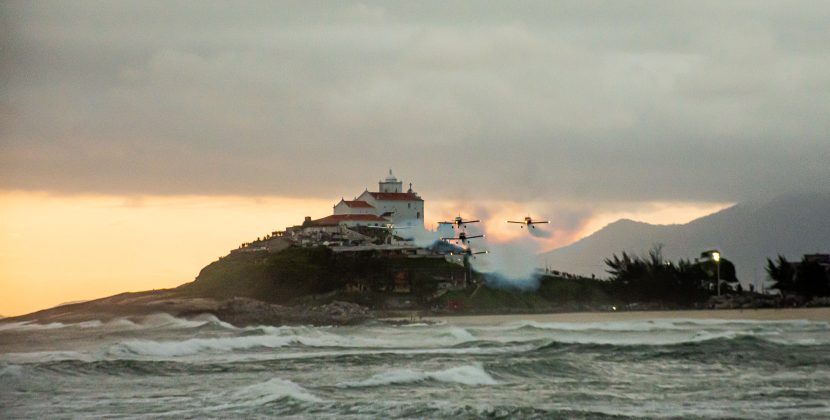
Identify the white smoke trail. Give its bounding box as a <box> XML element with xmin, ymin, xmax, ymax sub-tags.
<box><xmin>471</xmin><ymin>236</ymin><xmax>541</xmax><ymax>290</ymax></box>
<box><xmin>394</xmin><ymin>221</ymin><xmax>447</xmax><ymax>248</ymax></box>
<box><xmin>401</xmin><ymin>216</ymin><xmax>548</xmax><ymax>289</ymax></box>
<box><xmin>528</xmin><ymin>226</ymin><xmax>552</xmax><ymax>238</ymax></box>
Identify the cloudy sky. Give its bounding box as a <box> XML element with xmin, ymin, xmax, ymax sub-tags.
<box><xmin>2</xmin><ymin>1</ymin><xmax>829</xmax><ymax>315</ymax></box>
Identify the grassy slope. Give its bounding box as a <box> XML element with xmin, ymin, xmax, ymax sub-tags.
<box><xmin>178</xmin><ymin>246</ymin><xmax>466</xmax><ymax>304</ymax></box>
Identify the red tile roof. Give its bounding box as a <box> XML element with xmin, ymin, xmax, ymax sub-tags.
<box><xmin>342</xmin><ymin>200</ymin><xmax>374</xmax><ymax>208</ymax></box>
<box><xmin>369</xmin><ymin>192</ymin><xmax>423</xmax><ymax>201</ymax></box>
<box><xmin>312</xmin><ymin>214</ymin><xmax>388</xmax><ymax>226</ymax></box>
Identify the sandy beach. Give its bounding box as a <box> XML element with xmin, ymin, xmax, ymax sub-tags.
<box><xmin>425</xmin><ymin>307</ymin><xmax>830</xmax><ymax>326</ymax></box>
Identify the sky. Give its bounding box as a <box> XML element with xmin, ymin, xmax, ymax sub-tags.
<box><xmin>2</xmin><ymin>1</ymin><xmax>829</xmax><ymax>316</ymax></box>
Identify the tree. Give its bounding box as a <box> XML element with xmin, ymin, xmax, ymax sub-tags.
<box><xmin>604</xmin><ymin>244</ymin><xmax>713</xmax><ymax>304</ymax></box>
<box><xmin>766</xmin><ymin>255</ymin><xmax>795</xmax><ymax>294</ymax></box>
<box><xmin>767</xmin><ymin>255</ymin><xmax>830</xmax><ymax>298</ymax></box>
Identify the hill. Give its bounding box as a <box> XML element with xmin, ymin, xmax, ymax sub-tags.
<box><xmin>540</xmin><ymin>192</ymin><xmax>830</xmax><ymax>287</ymax></box>
<box><xmin>178</xmin><ymin>246</ymin><xmax>467</xmax><ymax>305</ymax></box>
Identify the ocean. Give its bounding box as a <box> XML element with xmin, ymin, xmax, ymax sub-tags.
<box><xmin>1</xmin><ymin>313</ymin><xmax>829</xmax><ymax>419</ymax></box>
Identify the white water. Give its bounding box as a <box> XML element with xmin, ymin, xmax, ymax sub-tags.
<box><xmin>2</xmin><ymin>314</ymin><xmax>829</xmax><ymax>418</ymax></box>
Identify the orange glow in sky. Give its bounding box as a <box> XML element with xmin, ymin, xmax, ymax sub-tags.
<box><xmin>0</xmin><ymin>191</ymin><xmax>330</xmax><ymax>317</ymax></box>
<box><xmin>0</xmin><ymin>191</ymin><xmax>730</xmax><ymax>317</ymax></box>
<box><xmin>575</xmin><ymin>201</ymin><xmax>734</xmax><ymax>244</ymax></box>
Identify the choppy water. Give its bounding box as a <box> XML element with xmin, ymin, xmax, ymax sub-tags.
<box><xmin>1</xmin><ymin>313</ymin><xmax>829</xmax><ymax>419</ymax></box>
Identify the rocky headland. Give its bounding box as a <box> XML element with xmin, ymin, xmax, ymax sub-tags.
<box><xmin>4</xmin><ymin>289</ymin><xmax>373</xmax><ymax>327</ymax></box>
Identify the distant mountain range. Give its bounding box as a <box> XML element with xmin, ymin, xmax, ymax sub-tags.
<box><xmin>540</xmin><ymin>192</ymin><xmax>830</xmax><ymax>288</ymax></box>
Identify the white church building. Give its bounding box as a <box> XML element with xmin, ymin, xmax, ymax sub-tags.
<box><xmin>312</xmin><ymin>170</ymin><xmax>424</xmax><ymax>228</ymax></box>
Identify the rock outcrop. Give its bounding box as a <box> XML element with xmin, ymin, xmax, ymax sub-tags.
<box><xmin>211</xmin><ymin>298</ymin><xmax>373</xmax><ymax>326</ymax></box>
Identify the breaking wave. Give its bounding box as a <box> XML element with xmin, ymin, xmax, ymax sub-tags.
<box><xmin>0</xmin><ymin>364</ymin><xmax>23</xmax><ymax>379</ymax></box>
<box><xmin>138</xmin><ymin>313</ymin><xmax>238</xmax><ymax>330</ymax></box>
<box><xmin>338</xmin><ymin>364</ymin><xmax>497</xmax><ymax>387</ymax></box>
<box><xmin>530</xmin><ymin>333</ymin><xmax>829</xmax><ymax>355</ymax></box>
<box><xmin>0</xmin><ymin>321</ymin><xmax>68</xmax><ymax>331</ymax></box>
<box><xmin>107</xmin><ymin>326</ymin><xmax>489</xmax><ymax>358</ymax></box>
<box><xmin>109</xmin><ymin>328</ymin><xmax>397</xmax><ymax>358</ymax></box>
<box><xmin>111</xmin><ymin>335</ymin><xmax>295</xmax><ymax>357</ymax></box>
<box><xmin>154</xmin><ymin>377</ymin><xmax>325</xmax><ymax>415</ymax></box>
<box><xmin>0</xmin><ymin>313</ymin><xmax>239</xmax><ymax>332</ymax></box>
<box><xmin>493</xmin><ymin>318</ymin><xmax>827</xmax><ymax>333</ymax></box>
<box><xmin>442</xmin><ymin>327</ymin><xmax>476</xmax><ymax>341</ymax></box>
<box><xmin>536</xmin><ymin>330</ymin><xmax>744</xmax><ymax>347</ymax></box>
<box><xmin>231</xmin><ymin>377</ymin><xmax>323</xmax><ymax>404</ymax></box>
<box><xmin>0</xmin><ymin>351</ymin><xmax>93</xmax><ymax>364</ymax></box>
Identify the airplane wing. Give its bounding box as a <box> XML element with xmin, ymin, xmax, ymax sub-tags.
<box><xmin>528</xmin><ymin>221</ymin><xmax>550</xmax><ymax>224</ymax></box>
<box><xmin>367</xmin><ymin>225</ymin><xmax>413</xmax><ymax>230</ymax></box>
<box><xmin>449</xmin><ymin>250</ymin><xmax>488</xmax><ymax>256</ymax></box>
<box><xmin>463</xmin><ymin>219</ymin><xmax>481</xmax><ymax>224</ymax></box>
<box><xmin>506</xmin><ymin>221</ymin><xmax>524</xmax><ymax>224</ymax></box>
<box><xmin>465</xmin><ymin>234</ymin><xmax>485</xmax><ymax>239</ymax></box>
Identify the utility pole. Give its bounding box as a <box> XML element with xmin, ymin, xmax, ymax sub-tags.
<box><xmin>713</xmin><ymin>251</ymin><xmax>721</xmax><ymax>296</ymax></box>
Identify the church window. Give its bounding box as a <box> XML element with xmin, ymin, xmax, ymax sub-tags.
<box><xmin>416</xmin><ymin>212</ymin><xmax>421</xmax><ymax>219</ymax></box>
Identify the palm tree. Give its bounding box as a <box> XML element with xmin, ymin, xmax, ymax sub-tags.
<box><xmin>766</xmin><ymin>255</ymin><xmax>795</xmax><ymax>294</ymax></box>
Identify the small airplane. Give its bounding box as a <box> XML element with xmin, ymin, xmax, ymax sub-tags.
<box><xmin>438</xmin><ymin>216</ymin><xmax>480</xmax><ymax>230</ymax></box>
<box><xmin>440</xmin><ymin>231</ymin><xmax>485</xmax><ymax>245</ymax></box>
<box><xmin>367</xmin><ymin>223</ymin><xmax>412</xmax><ymax>231</ymax></box>
<box><xmin>507</xmin><ymin>216</ymin><xmax>550</xmax><ymax>229</ymax></box>
<box><xmin>449</xmin><ymin>248</ymin><xmax>489</xmax><ymax>259</ymax></box>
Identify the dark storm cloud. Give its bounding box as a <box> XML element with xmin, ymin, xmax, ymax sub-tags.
<box><xmin>2</xmin><ymin>1</ymin><xmax>829</xmax><ymax>202</ymax></box>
